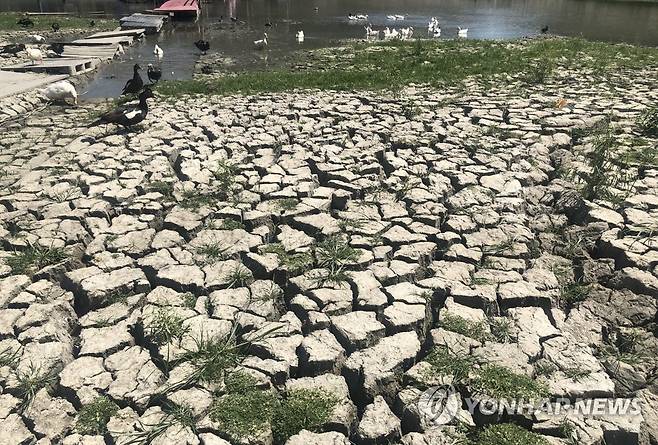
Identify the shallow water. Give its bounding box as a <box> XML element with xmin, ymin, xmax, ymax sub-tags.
<box><xmin>4</xmin><ymin>0</ymin><xmax>658</xmax><ymax>98</ymax></box>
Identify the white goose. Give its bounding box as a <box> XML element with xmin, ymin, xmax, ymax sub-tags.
<box><xmin>433</xmin><ymin>26</ymin><xmax>441</xmax><ymax>38</ymax></box>
<box><xmin>428</xmin><ymin>17</ymin><xmax>439</xmax><ymax>34</ymax></box>
<box><xmin>400</xmin><ymin>27</ymin><xmax>414</xmax><ymax>40</ymax></box>
<box><xmin>29</xmin><ymin>34</ymin><xmax>45</xmax><ymax>43</ymax></box>
<box><xmin>153</xmin><ymin>44</ymin><xmax>164</xmax><ymax>61</ymax></box>
<box><xmin>458</xmin><ymin>27</ymin><xmax>468</xmax><ymax>38</ymax></box>
<box><xmin>40</xmin><ymin>80</ymin><xmax>77</xmax><ymax>105</ymax></box>
<box><xmin>394</xmin><ymin>14</ymin><xmax>405</xmax><ymax>20</ymax></box>
<box><xmin>26</xmin><ymin>46</ymin><xmax>43</xmax><ymax>65</ymax></box>
<box><xmin>254</xmin><ymin>33</ymin><xmax>268</xmax><ymax>49</ymax></box>
<box><xmin>296</xmin><ymin>30</ymin><xmax>304</xmax><ymax>43</ymax></box>
<box><xmin>365</xmin><ymin>26</ymin><xmax>380</xmax><ymax>38</ymax></box>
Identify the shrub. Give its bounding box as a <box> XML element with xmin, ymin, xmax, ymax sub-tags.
<box><xmin>76</xmin><ymin>396</ymin><xmax>119</xmax><ymax>435</ymax></box>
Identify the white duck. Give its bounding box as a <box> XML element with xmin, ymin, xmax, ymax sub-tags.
<box><xmin>394</xmin><ymin>14</ymin><xmax>405</xmax><ymax>20</ymax></box>
<box><xmin>153</xmin><ymin>44</ymin><xmax>164</xmax><ymax>60</ymax></box>
<box><xmin>41</xmin><ymin>80</ymin><xmax>77</xmax><ymax>105</ymax></box>
<box><xmin>356</xmin><ymin>14</ymin><xmax>368</xmax><ymax>20</ymax></box>
<box><xmin>458</xmin><ymin>27</ymin><xmax>468</xmax><ymax>38</ymax></box>
<box><xmin>26</xmin><ymin>46</ymin><xmax>43</xmax><ymax>65</ymax></box>
<box><xmin>29</xmin><ymin>34</ymin><xmax>45</xmax><ymax>43</ymax></box>
<box><xmin>296</xmin><ymin>30</ymin><xmax>304</xmax><ymax>43</ymax></box>
<box><xmin>254</xmin><ymin>33</ymin><xmax>268</xmax><ymax>49</ymax></box>
<box><xmin>115</xmin><ymin>44</ymin><xmax>125</xmax><ymax>57</ymax></box>
<box><xmin>428</xmin><ymin>17</ymin><xmax>439</xmax><ymax>34</ymax></box>
<box><xmin>386</xmin><ymin>15</ymin><xmax>396</xmax><ymax>20</ymax></box>
<box><xmin>433</xmin><ymin>26</ymin><xmax>442</xmax><ymax>38</ymax></box>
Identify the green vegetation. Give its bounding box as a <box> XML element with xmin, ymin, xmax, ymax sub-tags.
<box><xmin>489</xmin><ymin>317</ymin><xmax>515</xmax><ymax>343</ymax></box>
<box><xmin>0</xmin><ymin>12</ymin><xmax>116</xmax><ymax>31</ymax></box>
<box><xmin>0</xmin><ymin>346</ymin><xmax>20</xmax><ymax>368</ymax></box>
<box><xmin>15</xmin><ymin>364</ymin><xmax>58</xmax><ymax>410</ymax></box>
<box><xmin>146</xmin><ymin>308</ymin><xmax>188</xmax><ymax>345</ymax></box>
<box><xmin>179</xmin><ymin>190</ymin><xmax>217</xmax><ymax>210</ymax></box>
<box><xmin>6</xmin><ymin>245</ymin><xmax>67</xmax><ymax>275</ymax></box>
<box><xmin>272</xmin><ymin>389</ymin><xmax>338</xmax><ymax>444</ymax></box>
<box><xmin>560</xmin><ymin>283</ymin><xmax>589</xmax><ymax>307</ymax></box>
<box><xmin>226</xmin><ymin>265</ymin><xmax>252</xmax><ymax>288</ymax></box>
<box><xmin>219</xmin><ymin>219</ymin><xmax>245</xmax><ymax>230</ymax></box>
<box><xmin>146</xmin><ymin>181</ymin><xmax>174</xmax><ymax>200</ymax></box>
<box><xmin>271</xmin><ymin>198</ymin><xmax>299</xmax><ymax>212</ymax></box>
<box><xmin>196</xmin><ymin>241</ymin><xmax>229</xmax><ymax>263</ymax></box>
<box><xmin>471</xmin><ymin>364</ymin><xmax>549</xmax><ymax>399</ymax></box>
<box><xmin>76</xmin><ymin>396</ymin><xmax>119</xmax><ymax>435</ymax></box>
<box><xmin>315</xmin><ymin>236</ymin><xmax>359</xmax><ymax>282</ymax></box>
<box><xmin>637</xmin><ymin>105</ymin><xmax>658</xmax><ymax>136</ymax></box>
<box><xmin>261</xmin><ymin>243</ymin><xmax>315</xmax><ymax>275</ymax></box>
<box><xmin>124</xmin><ymin>403</ymin><xmax>198</xmax><ymax>445</ymax></box>
<box><xmin>424</xmin><ymin>346</ymin><xmax>477</xmax><ymax>384</ymax></box>
<box><xmin>156</xmin><ymin>38</ymin><xmax>658</xmax><ymax>97</ymax></box>
<box><xmin>209</xmin><ymin>372</ymin><xmax>336</xmax><ymax>444</ymax></box>
<box><xmin>440</xmin><ymin>313</ymin><xmax>491</xmax><ymax>343</ymax></box>
<box><xmin>471</xmin><ymin>423</ymin><xmax>549</xmax><ymax>445</ymax></box>
<box><xmin>214</xmin><ymin>160</ymin><xmax>239</xmax><ymax>195</ymax></box>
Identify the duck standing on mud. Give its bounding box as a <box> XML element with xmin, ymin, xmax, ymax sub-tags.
<box><xmin>121</xmin><ymin>64</ymin><xmax>144</xmax><ymax>96</ymax></box>
<box><xmin>89</xmin><ymin>88</ymin><xmax>154</xmax><ymax>129</ymax></box>
<box><xmin>147</xmin><ymin>64</ymin><xmax>162</xmax><ymax>83</ymax></box>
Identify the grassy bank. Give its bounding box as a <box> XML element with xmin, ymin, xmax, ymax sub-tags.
<box><xmin>156</xmin><ymin>37</ymin><xmax>658</xmax><ymax>97</ymax></box>
<box><xmin>0</xmin><ymin>12</ymin><xmax>116</xmax><ymax>31</ymax></box>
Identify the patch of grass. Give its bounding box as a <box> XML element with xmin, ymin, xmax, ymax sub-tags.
<box><xmin>560</xmin><ymin>283</ymin><xmax>589</xmax><ymax>307</ymax></box>
<box><xmin>0</xmin><ymin>346</ymin><xmax>20</xmax><ymax>368</ymax></box>
<box><xmin>146</xmin><ymin>308</ymin><xmax>188</xmax><ymax>345</ymax></box>
<box><xmin>146</xmin><ymin>181</ymin><xmax>174</xmax><ymax>199</ymax></box>
<box><xmin>440</xmin><ymin>313</ymin><xmax>491</xmax><ymax>343</ymax></box>
<box><xmin>196</xmin><ymin>242</ymin><xmax>229</xmax><ymax>263</ymax></box>
<box><xmin>637</xmin><ymin>105</ymin><xmax>658</xmax><ymax>137</ymax></box>
<box><xmin>600</xmin><ymin>328</ymin><xmax>648</xmax><ymax>366</ymax></box>
<box><xmin>15</xmin><ymin>364</ymin><xmax>58</xmax><ymax>411</ymax></box>
<box><xmin>76</xmin><ymin>396</ymin><xmax>119</xmax><ymax>435</ymax></box>
<box><xmin>214</xmin><ymin>160</ymin><xmax>239</xmax><ymax>194</ymax></box>
<box><xmin>271</xmin><ymin>198</ymin><xmax>299</xmax><ymax>212</ymax></box>
<box><xmin>489</xmin><ymin>317</ymin><xmax>515</xmax><ymax>343</ymax></box>
<box><xmin>261</xmin><ymin>243</ymin><xmax>315</xmax><ymax>275</ymax></box>
<box><xmin>6</xmin><ymin>245</ymin><xmax>67</xmax><ymax>275</ymax></box>
<box><xmin>424</xmin><ymin>346</ymin><xmax>477</xmax><ymax>384</ymax></box>
<box><xmin>533</xmin><ymin>360</ymin><xmax>557</xmax><ymax>378</ymax></box>
<box><xmin>621</xmin><ymin>140</ymin><xmax>658</xmax><ymax>167</ymax></box>
<box><xmin>124</xmin><ymin>402</ymin><xmax>198</xmax><ymax>445</ymax></box>
<box><xmin>210</xmin><ymin>387</ymin><xmax>277</xmax><ymax>440</ymax></box>
<box><xmin>564</xmin><ymin>367</ymin><xmax>592</xmax><ymax>382</ymax></box>
<box><xmin>179</xmin><ymin>190</ymin><xmax>216</xmax><ymax>209</ymax></box>
<box><xmin>272</xmin><ymin>389</ymin><xmax>338</xmax><ymax>444</ymax></box>
<box><xmin>181</xmin><ymin>292</ymin><xmax>197</xmax><ymax>309</ymax></box>
<box><xmin>522</xmin><ymin>59</ymin><xmax>553</xmax><ymax>84</ymax></box>
<box><xmin>220</xmin><ymin>219</ymin><xmax>245</xmax><ymax>230</ymax></box>
<box><xmin>402</xmin><ymin>100</ymin><xmax>422</xmax><ymax>119</ymax></box>
<box><xmin>0</xmin><ymin>12</ymin><xmax>116</xmax><ymax>31</ymax></box>
<box><xmin>471</xmin><ymin>364</ymin><xmax>549</xmax><ymax>400</ymax></box>
<box><xmin>315</xmin><ymin>236</ymin><xmax>359</xmax><ymax>282</ymax></box>
<box><xmin>471</xmin><ymin>423</ymin><xmax>549</xmax><ymax>445</ymax></box>
<box><xmin>226</xmin><ymin>265</ymin><xmax>252</xmax><ymax>288</ymax></box>
<box><xmin>174</xmin><ymin>332</ymin><xmax>243</xmax><ymax>389</ymax></box>
<box><xmin>157</xmin><ymin>38</ymin><xmax>658</xmax><ymax>97</ymax></box>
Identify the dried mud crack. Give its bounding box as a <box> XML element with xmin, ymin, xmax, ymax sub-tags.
<box><xmin>0</xmin><ymin>66</ymin><xmax>657</xmax><ymax>445</ymax></box>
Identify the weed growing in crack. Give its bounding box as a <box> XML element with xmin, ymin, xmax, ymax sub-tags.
<box><xmin>6</xmin><ymin>244</ymin><xmax>68</xmax><ymax>275</ymax></box>
<box><xmin>439</xmin><ymin>313</ymin><xmax>491</xmax><ymax>343</ymax></box>
<box><xmin>522</xmin><ymin>60</ymin><xmax>553</xmax><ymax>85</ymax></box>
<box><xmin>76</xmin><ymin>396</ymin><xmax>119</xmax><ymax>435</ymax></box>
<box><xmin>196</xmin><ymin>242</ymin><xmax>230</xmax><ymax>263</ymax></box>
<box><xmin>271</xmin><ymin>198</ymin><xmax>299</xmax><ymax>212</ymax></box>
<box><xmin>147</xmin><ymin>308</ymin><xmax>189</xmax><ymax>345</ymax></box>
<box><xmin>146</xmin><ymin>181</ymin><xmax>175</xmax><ymax>200</ymax></box>
<box><xmin>227</xmin><ymin>265</ymin><xmax>252</xmax><ymax>288</ymax></box>
<box><xmin>564</xmin><ymin>366</ymin><xmax>592</xmax><ymax>382</ymax></box>
<box><xmin>637</xmin><ymin>105</ymin><xmax>658</xmax><ymax>137</ymax></box>
<box><xmin>181</xmin><ymin>292</ymin><xmax>197</xmax><ymax>309</ymax></box>
<box><xmin>560</xmin><ymin>282</ymin><xmax>589</xmax><ymax>308</ymax></box>
<box><xmin>214</xmin><ymin>160</ymin><xmax>239</xmax><ymax>194</ymax></box>
<box><xmin>124</xmin><ymin>402</ymin><xmax>199</xmax><ymax>445</ymax></box>
<box><xmin>600</xmin><ymin>328</ymin><xmax>649</xmax><ymax>366</ymax></box>
<box><xmin>15</xmin><ymin>364</ymin><xmax>58</xmax><ymax>411</ymax></box>
<box><xmin>489</xmin><ymin>317</ymin><xmax>515</xmax><ymax>343</ymax></box>
<box><xmin>260</xmin><ymin>244</ymin><xmax>315</xmax><ymax>275</ymax></box>
<box><xmin>0</xmin><ymin>346</ymin><xmax>20</xmax><ymax>368</ymax></box>
<box><xmin>471</xmin><ymin>423</ymin><xmax>549</xmax><ymax>445</ymax></box>
<box><xmin>471</xmin><ymin>364</ymin><xmax>549</xmax><ymax>399</ymax></box>
<box><xmin>179</xmin><ymin>190</ymin><xmax>217</xmax><ymax>210</ymax></box>
<box><xmin>424</xmin><ymin>346</ymin><xmax>477</xmax><ymax>385</ymax></box>
<box><xmin>219</xmin><ymin>219</ymin><xmax>245</xmax><ymax>230</ymax></box>
<box><xmin>533</xmin><ymin>360</ymin><xmax>558</xmax><ymax>378</ymax></box>
<box><xmin>315</xmin><ymin>236</ymin><xmax>359</xmax><ymax>283</ymax></box>
<box><xmin>402</xmin><ymin>100</ymin><xmax>422</xmax><ymax>120</ymax></box>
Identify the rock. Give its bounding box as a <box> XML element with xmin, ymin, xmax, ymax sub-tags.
<box><xmin>356</xmin><ymin>395</ymin><xmax>401</xmax><ymax>444</ymax></box>
<box><xmin>344</xmin><ymin>331</ymin><xmax>421</xmax><ymax>404</ymax></box>
<box><xmin>23</xmin><ymin>389</ymin><xmax>76</xmax><ymax>441</ymax></box>
<box><xmin>285</xmin><ymin>430</ymin><xmax>350</xmax><ymax>445</ymax></box>
<box><xmin>330</xmin><ymin>311</ymin><xmax>386</xmax><ymax>352</ymax></box>
<box><xmin>298</xmin><ymin>329</ymin><xmax>346</xmax><ymax>376</ymax></box>
<box><xmin>0</xmin><ymin>413</ymin><xmax>34</xmax><ymax>445</ymax></box>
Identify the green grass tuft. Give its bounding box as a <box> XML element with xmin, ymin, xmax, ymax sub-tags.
<box><xmin>471</xmin><ymin>364</ymin><xmax>549</xmax><ymax>399</ymax></box>
<box><xmin>440</xmin><ymin>313</ymin><xmax>491</xmax><ymax>343</ymax></box>
<box><xmin>6</xmin><ymin>245</ymin><xmax>68</xmax><ymax>275</ymax></box>
<box><xmin>637</xmin><ymin>105</ymin><xmax>658</xmax><ymax>137</ymax></box>
<box><xmin>272</xmin><ymin>389</ymin><xmax>337</xmax><ymax>444</ymax></box>
<box><xmin>424</xmin><ymin>346</ymin><xmax>477</xmax><ymax>384</ymax></box>
<box><xmin>146</xmin><ymin>308</ymin><xmax>188</xmax><ymax>345</ymax></box>
<box><xmin>472</xmin><ymin>423</ymin><xmax>550</xmax><ymax>445</ymax></box>
<box><xmin>76</xmin><ymin>396</ymin><xmax>119</xmax><ymax>435</ymax></box>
